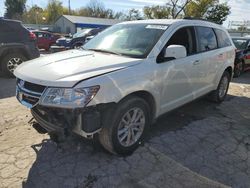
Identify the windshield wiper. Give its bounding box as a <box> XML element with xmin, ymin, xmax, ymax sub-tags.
<box><xmin>88</xmin><ymin>48</ymin><xmax>123</xmax><ymax>56</ymax></box>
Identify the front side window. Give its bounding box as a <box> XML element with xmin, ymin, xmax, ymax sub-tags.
<box><xmin>166</xmin><ymin>27</ymin><xmax>197</xmax><ymax>55</ymax></box>
<box><xmin>196</xmin><ymin>26</ymin><xmax>217</xmax><ymax>52</ymax></box>
<box><xmin>215</xmin><ymin>29</ymin><xmax>231</xmax><ymax>48</ymax></box>
<box><xmin>83</xmin><ymin>24</ymin><xmax>168</xmax><ymax>58</ymax></box>
<box><xmin>157</xmin><ymin>26</ymin><xmax>196</xmax><ymax>63</ymax></box>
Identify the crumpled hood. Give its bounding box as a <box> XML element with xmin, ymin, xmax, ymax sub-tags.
<box><xmin>14</xmin><ymin>49</ymin><xmax>142</xmax><ymax>87</ymax></box>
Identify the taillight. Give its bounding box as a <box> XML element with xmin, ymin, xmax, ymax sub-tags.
<box><xmin>29</xmin><ymin>32</ymin><xmax>36</xmax><ymax>40</ymax></box>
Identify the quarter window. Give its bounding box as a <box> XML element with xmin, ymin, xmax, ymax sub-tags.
<box><xmin>196</xmin><ymin>27</ymin><xmax>217</xmax><ymax>52</ymax></box>
<box><xmin>215</xmin><ymin>29</ymin><xmax>231</xmax><ymax>48</ymax></box>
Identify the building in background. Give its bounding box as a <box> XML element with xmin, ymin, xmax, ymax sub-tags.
<box><xmin>54</xmin><ymin>15</ymin><xmax>121</xmax><ymax>34</ymax></box>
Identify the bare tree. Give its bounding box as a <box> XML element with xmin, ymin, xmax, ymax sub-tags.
<box><xmin>166</xmin><ymin>0</ymin><xmax>192</xmax><ymax>18</ymax></box>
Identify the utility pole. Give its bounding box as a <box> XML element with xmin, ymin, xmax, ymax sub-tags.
<box><xmin>68</xmin><ymin>0</ymin><xmax>71</xmax><ymax>15</ymax></box>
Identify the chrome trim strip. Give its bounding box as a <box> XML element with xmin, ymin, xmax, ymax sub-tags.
<box><xmin>17</xmin><ymin>83</ymin><xmax>43</xmax><ymax>96</ymax></box>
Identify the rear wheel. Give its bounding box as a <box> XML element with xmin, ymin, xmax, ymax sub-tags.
<box><xmin>1</xmin><ymin>52</ymin><xmax>27</xmax><ymax>77</ymax></box>
<box><xmin>208</xmin><ymin>71</ymin><xmax>230</xmax><ymax>103</ymax></box>
<box><xmin>99</xmin><ymin>96</ymin><xmax>150</xmax><ymax>155</ymax></box>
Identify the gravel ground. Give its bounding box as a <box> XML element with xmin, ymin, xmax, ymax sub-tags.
<box><xmin>0</xmin><ymin>72</ymin><xmax>249</xmax><ymax>188</ymax></box>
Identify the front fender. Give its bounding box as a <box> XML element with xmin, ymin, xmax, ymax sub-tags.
<box><xmin>75</xmin><ymin>62</ymin><xmax>161</xmax><ymax>116</ymax></box>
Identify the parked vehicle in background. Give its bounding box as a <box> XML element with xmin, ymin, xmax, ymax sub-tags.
<box><xmin>15</xmin><ymin>19</ymin><xmax>235</xmax><ymax>155</ymax></box>
<box><xmin>232</xmin><ymin>37</ymin><xmax>250</xmax><ymax>77</ymax></box>
<box><xmin>0</xmin><ymin>18</ymin><xmax>39</xmax><ymax>77</ymax></box>
<box><xmin>55</xmin><ymin>28</ymin><xmax>103</xmax><ymax>49</ymax></box>
<box><xmin>32</xmin><ymin>30</ymin><xmax>61</xmax><ymax>51</ymax></box>
<box><xmin>85</xmin><ymin>35</ymin><xmax>95</xmax><ymax>43</ymax></box>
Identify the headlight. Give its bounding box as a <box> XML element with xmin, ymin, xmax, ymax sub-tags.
<box><xmin>66</xmin><ymin>39</ymin><xmax>71</xmax><ymax>43</ymax></box>
<box><xmin>39</xmin><ymin>86</ymin><xmax>100</xmax><ymax>108</ymax></box>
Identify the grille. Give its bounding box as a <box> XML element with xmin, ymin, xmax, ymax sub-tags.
<box><xmin>17</xmin><ymin>79</ymin><xmax>46</xmax><ymax>93</ymax></box>
<box><xmin>16</xmin><ymin>79</ymin><xmax>46</xmax><ymax>108</ymax></box>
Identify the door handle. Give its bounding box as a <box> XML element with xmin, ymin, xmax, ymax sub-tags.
<box><xmin>193</xmin><ymin>60</ymin><xmax>201</xmax><ymax>65</ymax></box>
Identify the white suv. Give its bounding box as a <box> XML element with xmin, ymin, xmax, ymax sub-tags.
<box><xmin>15</xmin><ymin>19</ymin><xmax>235</xmax><ymax>155</ymax></box>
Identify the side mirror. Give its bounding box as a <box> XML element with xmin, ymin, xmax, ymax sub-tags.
<box><xmin>164</xmin><ymin>45</ymin><xmax>187</xmax><ymax>60</ymax></box>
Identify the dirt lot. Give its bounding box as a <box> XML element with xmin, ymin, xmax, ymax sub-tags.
<box><xmin>0</xmin><ymin>73</ymin><xmax>249</xmax><ymax>188</ymax></box>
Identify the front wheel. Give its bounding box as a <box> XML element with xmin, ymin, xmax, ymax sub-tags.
<box><xmin>99</xmin><ymin>96</ymin><xmax>150</xmax><ymax>155</ymax></box>
<box><xmin>208</xmin><ymin>71</ymin><xmax>230</xmax><ymax>103</ymax></box>
<box><xmin>1</xmin><ymin>53</ymin><xmax>27</xmax><ymax>77</ymax></box>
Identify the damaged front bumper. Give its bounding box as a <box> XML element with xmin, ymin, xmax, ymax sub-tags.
<box><xmin>31</xmin><ymin>103</ymin><xmax>112</xmax><ymax>139</ymax></box>
<box><xmin>15</xmin><ymin>78</ymin><xmax>113</xmax><ymax>139</ymax></box>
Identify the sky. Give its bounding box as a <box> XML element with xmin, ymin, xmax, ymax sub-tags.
<box><xmin>0</xmin><ymin>0</ymin><xmax>250</xmax><ymax>28</ymax></box>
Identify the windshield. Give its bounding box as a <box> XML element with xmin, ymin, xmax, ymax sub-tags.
<box><xmin>83</xmin><ymin>23</ymin><xmax>168</xmax><ymax>58</ymax></box>
<box><xmin>232</xmin><ymin>38</ymin><xmax>248</xmax><ymax>50</ymax></box>
<box><xmin>73</xmin><ymin>29</ymin><xmax>92</xmax><ymax>38</ymax></box>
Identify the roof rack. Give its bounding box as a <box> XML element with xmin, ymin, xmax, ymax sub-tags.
<box><xmin>183</xmin><ymin>17</ymin><xmax>215</xmax><ymax>24</ymax></box>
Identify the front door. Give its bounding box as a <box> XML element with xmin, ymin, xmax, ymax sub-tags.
<box><xmin>157</xmin><ymin>26</ymin><xmax>199</xmax><ymax>114</ymax></box>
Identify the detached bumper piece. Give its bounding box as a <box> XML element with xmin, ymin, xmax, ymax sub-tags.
<box><xmin>31</xmin><ymin>105</ymin><xmax>104</xmax><ymax>139</ymax></box>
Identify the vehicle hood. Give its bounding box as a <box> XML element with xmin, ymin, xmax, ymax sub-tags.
<box><xmin>14</xmin><ymin>49</ymin><xmax>142</xmax><ymax>87</ymax></box>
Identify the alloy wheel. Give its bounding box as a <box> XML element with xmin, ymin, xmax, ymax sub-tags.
<box><xmin>117</xmin><ymin>107</ymin><xmax>145</xmax><ymax>147</ymax></box>
<box><xmin>7</xmin><ymin>58</ymin><xmax>23</xmax><ymax>72</ymax></box>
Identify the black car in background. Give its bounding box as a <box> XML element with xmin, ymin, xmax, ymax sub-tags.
<box><xmin>232</xmin><ymin>37</ymin><xmax>250</xmax><ymax>77</ymax></box>
<box><xmin>0</xmin><ymin>18</ymin><xmax>40</xmax><ymax>77</ymax></box>
<box><xmin>55</xmin><ymin>28</ymin><xmax>103</xmax><ymax>49</ymax></box>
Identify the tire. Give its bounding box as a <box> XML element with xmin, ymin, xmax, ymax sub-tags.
<box><xmin>99</xmin><ymin>96</ymin><xmax>150</xmax><ymax>155</ymax></box>
<box><xmin>72</xmin><ymin>43</ymin><xmax>83</xmax><ymax>49</ymax></box>
<box><xmin>208</xmin><ymin>71</ymin><xmax>230</xmax><ymax>103</ymax></box>
<box><xmin>1</xmin><ymin>52</ymin><xmax>27</xmax><ymax>77</ymax></box>
<box><xmin>234</xmin><ymin>60</ymin><xmax>244</xmax><ymax>77</ymax></box>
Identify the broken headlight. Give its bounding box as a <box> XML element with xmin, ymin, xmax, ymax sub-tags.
<box><xmin>39</xmin><ymin>86</ymin><xmax>100</xmax><ymax>108</ymax></box>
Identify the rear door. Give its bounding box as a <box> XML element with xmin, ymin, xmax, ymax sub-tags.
<box><xmin>193</xmin><ymin>26</ymin><xmax>221</xmax><ymax>96</ymax></box>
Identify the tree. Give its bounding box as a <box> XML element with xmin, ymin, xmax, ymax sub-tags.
<box><xmin>77</xmin><ymin>0</ymin><xmax>121</xmax><ymax>19</ymax></box>
<box><xmin>22</xmin><ymin>5</ymin><xmax>45</xmax><ymax>24</ymax></box>
<box><xmin>125</xmin><ymin>8</ymin><xmax>142</xmax><ymax>20</ymax></box>
<box><xmin>205</xmin><ymin>3</ymin><xmax>230</xmax><ymax>24</ymax></box>
<box><xmin>166</xmin><ymin>0</ymin><xmax>192</xmax><ymax>18</ymax></box>
<box><xmin>46</xmin><ymin>0</ymin><xmax>64</xmax><ymax>24</ymax></box>
<box><xmin>185</xmin><ymin>0</ymin><xmax>216</xmax><ymax>18</ymax></box>
<box><xmin>143</xmin><ymin>5</ymin><xmax>171</xmax><ymax>19</ymax></box>
<box><xmin>4</xmin><ymin>0</ymin><xmax>27</xmax><ymax>19</ymax></box>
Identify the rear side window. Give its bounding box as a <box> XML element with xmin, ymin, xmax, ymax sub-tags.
<box><xmin>196</xmin><ymin>26</ymin><xmax>217</xmax><ymax>52</ymax></box>
<box><xmin>214</xmin><ymin>29</ymin><xmax>231</xmax><ymax>48</ymax></box>
<box><xmin>0</xmin><ymin>22</ymin><xmax>13</xmax><ymax>32</ymax></box>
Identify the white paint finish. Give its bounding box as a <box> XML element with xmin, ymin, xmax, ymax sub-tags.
<box><xmin>14</xmin><ymin>49</ymin><xmax>142</xmax><ymax>87</ymax></box>
<box><xmin>15</xmin><ymin>19</ymin><xmax>235</xmax><ymax>119</ymax></box>
<box><xmin>164</xmin><ymin>45</ymin><xmax>187</xmax><ymax>59</ymax></box>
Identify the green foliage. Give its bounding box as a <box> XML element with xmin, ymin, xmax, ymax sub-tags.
<box><xmin>4</xmin><ymin>0</ymin><xmax>27</xmax><ymax>19</ymax></box>
<box><xmin>205</xmin><ymin>3</ymin><xmax>230</xmax><ymax>24</ymax></box>
<box><xmin>184</xmin><ymin>0</ymin><xmax>230</xmax><ymax>24</ymax></box>
<box><xmin>143</xmin><ymin>5</ymin><xmax>171</xmax><ymax>19</ymax></box>
<box><xmin>46</xmin><ymin>0</ymin><xmax>64</xmax><ymax>24</ymax></box>
<box><xmin>22</xmin><ymin>5</ymin><xmax>46</xmax><ymax>24</ymax></box>
<box><xmin>185</xmin><ymin>0</ymin><xmax>217</xmax><ymax>18</ymax></box>
<box><xmin>124</xmin><ymin>8</ymin><xmax>142</xmax><ymax>21</ymax></box>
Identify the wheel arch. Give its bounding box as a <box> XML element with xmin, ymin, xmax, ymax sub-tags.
<box><xmin>225</xmin><ymin>66</ymin><xmax>233</xmax><ymax>79</ymax></box>
<box><xmin>0</xmin><ymin>47</ymin><xmax>28</xmax><ymax>72</ymax></box>
<box><xmin>118</xmin><ymin>90</ymin><xmax>157</xmax><ymax>122</ymax></box>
